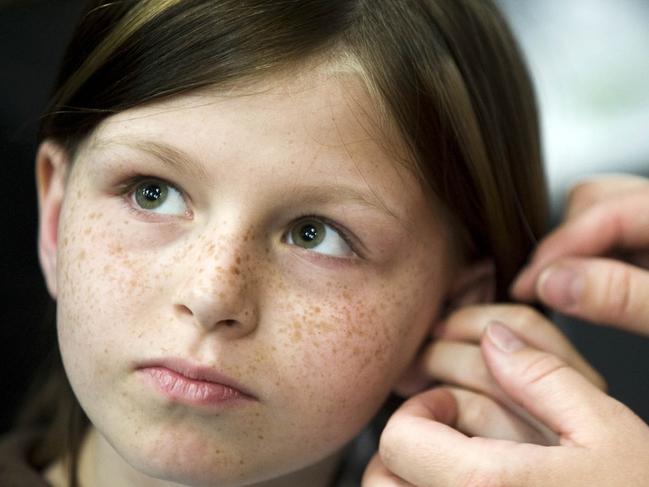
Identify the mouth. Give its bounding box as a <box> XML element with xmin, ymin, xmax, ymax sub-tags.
<box><xmin>135</xmin><ymin>357</ymin><xmax>258</xmax><ymax>408</ymax></box>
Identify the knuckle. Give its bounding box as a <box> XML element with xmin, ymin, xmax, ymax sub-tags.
<box><xmin>602</xmin><ymin>396</ymin><xmax>631</xmax><ymax>421</ymax></box>
<box><xmin>592</xmin><ymin>370</ymin><xmax>608</xmax><ymax>393</ymax></box>
<box><xmin>461</xmin><ymin>395</ymin><xmax>491</xmax><ymax>431</ymax></box>
<box><xmin>519</xmin><ymin>353</ymin><xmax>569</xmax><ymax>389</ymax></box>
<box><xmin>598</xmin><ymin>265</ymin><xmax>634</xmax><ymax>321</ymax></box>
<box><xmin>506</xmin><ymin>305</ymin><xmax>544</xmax><ymax>335</ymax></box>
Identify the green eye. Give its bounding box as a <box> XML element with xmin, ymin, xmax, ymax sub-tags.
<box><xmin>290</xmin><ymin>219</ymin><xmax>326</xmax><ymax>249</ymax></box>
<box><xmin>134</xmin><ymin>181</ymin><xmax>169</xmax><ymax>210</ymax></box>
<box><xmin>285</xmin><ymin>217</ymin><xmax>354</xmax><ymax>258</ymax></box>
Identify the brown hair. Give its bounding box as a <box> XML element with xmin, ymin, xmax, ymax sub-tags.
<box><xmin>24</xmin><ymin>0</ymin><xmax>548</xmax><ymax>484</ymax></box>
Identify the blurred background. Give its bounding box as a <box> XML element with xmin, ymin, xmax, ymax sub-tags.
<box><xmin>1</xmin><ymin>0</ymin><xmax>648</xmax><ymax>433</ymax></box>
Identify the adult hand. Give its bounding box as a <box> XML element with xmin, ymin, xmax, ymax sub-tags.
<box><xmin>511</xmin><ymin>175</ymin><xmax>649</xmax><ymax>336</ymax></box>
<box><xmin>394</xmin><ymin>303</ymin><xmax>605</xmax><ymax>445</ymax></box>
<box><xmin>363</xmin><ymin>321</ymin><xmax>649</xmax><ymax>486</ymax></box>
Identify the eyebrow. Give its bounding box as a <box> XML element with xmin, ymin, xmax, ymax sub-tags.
<box><xmin>284</xmin><ymin>183</ymin><xmax>400</xmax><ymax>221</ymax></box>
<box><xmin>91</xmin><ymin>136</ymin><xmax>401</xmax><ymax>221</ymax></box>
<box><xmin>91</xmin><ymin>136</ymin><xmax>211</xmax><ymax>181</ymax></box>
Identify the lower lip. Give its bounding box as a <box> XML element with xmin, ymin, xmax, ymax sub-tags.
<box><xmin>138</xmin><ymin>367</ymin><xmax>253</xmax><ymax>408</ymax></box>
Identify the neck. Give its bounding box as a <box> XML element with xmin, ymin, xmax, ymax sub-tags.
<box><xmin>47</xmin><ymin>426</ymin><xmax>346</xmax><ymax>487</ymax></box>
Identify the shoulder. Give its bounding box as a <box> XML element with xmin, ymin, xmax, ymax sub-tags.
<box><xmin>0</xmin><ymin>428</ymin><xmax>52</xmax><ymax>486</ymax></box>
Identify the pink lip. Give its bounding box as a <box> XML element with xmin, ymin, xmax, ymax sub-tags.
<box><xmin>136</xmin><ymin>358</ymin><xmax>257</xmax><ymax>408</ymax></box>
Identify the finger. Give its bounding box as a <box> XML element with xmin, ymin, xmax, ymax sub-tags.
<box><xmin>564</xmin><ymin>175</ymin><xmax>649</xmax><ymax>220</ymax></box>
<box><xmin>481</xmin><ymin>321</ymin><xmax>620</xmax><ymax>444</ymax></box>
<box><xmin>535</xmin><ymin>257</ymin><xmax>649</xmax><ymax>336</ymax></box>
<box><xmin>444</xmin><ymin>386</ymin><xmax>551</xmax><ymax>445</ymax></box>
<box><xmin>511</xmin><ymin>191</ymin><xmax>649</xmax><ymax>301</ymax></box>
<box><xmin>437</xmin><ymin>305</ymin><xmax>605</xmax><ymax>390</ymax></box>
<box><xmin>362</xmin><ymin>455</ymin><xmax>414</xmax><ymax>487</ymax></box>
<box><xmin>423</xmin><ymin>340</ymin><xmax>499</xmax><ymax>397</ymax></box>
<box><xmin>379</xmin><ymin>389</ymin><xmax>550</xmax><ymax>486</ymax></box>
<box><xmin>424</xmin><ymin>340</ymin><xmax>558</xmax><ymax>442</ymax></box>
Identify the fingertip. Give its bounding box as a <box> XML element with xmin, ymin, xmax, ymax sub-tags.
<box><xmin>509</xmin><ymin>270</ymin><xmax>534</xmax><ymax>301</ymax></box>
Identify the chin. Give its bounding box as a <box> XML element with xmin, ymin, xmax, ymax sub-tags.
<box><xmin>122</xmin><ymin>448</ymin><xmax>263</xmax><ymax>487</ymax></box>
<box><xmin>113</xmin><ymin>435</ymin><xmax>305</xmax><ymax>487</ymax></box>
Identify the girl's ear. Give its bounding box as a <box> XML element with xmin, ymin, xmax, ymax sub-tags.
<box><xmin>36</xmin><ymin>140</ymin><xmax>71</xmax><ymax>300</ymax></box>
<box><xmin>392</xmin><ymin>259</ymin><xmax>495</xmax><ymax>397</ymax></box>
<box><xmin>440</xmin><ymin>259</ymin><xmax>496</xmax><ymax>314</ymax></box>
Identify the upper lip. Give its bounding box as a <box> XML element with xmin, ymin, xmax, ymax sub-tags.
<box><xmin>136</xmin><ymin>357</ymin><xmax>258</xmax><ymax>400</ymax></box>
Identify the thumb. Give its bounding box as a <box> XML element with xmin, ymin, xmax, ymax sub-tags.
<box><xmin>536</xmin><ymin>257</ymin><xmax>649</xmax><ymax>337</ymax></box>
<box><xmin>481</xmin><ymin>321</ymin><xmax>615</xmax><ymax>445</ymax></box>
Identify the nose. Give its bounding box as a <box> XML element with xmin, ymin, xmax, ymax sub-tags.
<box><xmin>173</xmin><ymin>241</ymin><xmax>258</xmax><ymax>338</ymax></box>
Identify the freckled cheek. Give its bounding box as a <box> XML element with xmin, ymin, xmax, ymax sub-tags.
<box><xmin>270</xmin><ymin>291</ymin><xmax>426</xmax><ymax>424</ymax></box>
<box><xmin>56</xmin><ymin>205</ymin><xmax>164</xmax><ymax>370</ymax></box>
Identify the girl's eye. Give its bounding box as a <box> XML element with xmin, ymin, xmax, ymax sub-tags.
<box><xmin>286</xmin><ymin>217</ymin><xmax>354</xmax><ymax>258</ymax></box>
<box><xmin>131</xmin><ymin>179</ymin><xmax>188</xmax><ymax>215</ymax></box>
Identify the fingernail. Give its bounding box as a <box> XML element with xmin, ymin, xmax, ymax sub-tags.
<box><xmin>537</xmin><ymin>265</ymin><xmax>584</xmax><ymax>310</ymax></box>
<box><xmin>486</xmin><ymin>321</ymin><xmax>525</xmax><ymax>353</ymax></box>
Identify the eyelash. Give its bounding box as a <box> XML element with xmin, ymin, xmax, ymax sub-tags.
<box><xmin>114</xmin><ymin>174</ymin><xmax>364</xmax><ymax>258</ymax></box>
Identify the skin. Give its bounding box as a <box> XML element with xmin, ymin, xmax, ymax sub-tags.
<box><xmin>364</xmin><ymin>176</ymin><xmax>649</xmax><ymax>486</ymax></box>
<box><xmin>36</xmin><ymin>65</ymin><xmax>481</xmax><ymax>487</ymax></box>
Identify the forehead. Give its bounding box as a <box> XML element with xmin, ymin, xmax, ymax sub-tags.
<box><xmin>79</xmin><ymin>66</ymin><xmax>438</xmax><ymax>230</ymax></box>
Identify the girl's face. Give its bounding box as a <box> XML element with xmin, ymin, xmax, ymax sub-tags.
<box><xmin>39</xmin><ymin>68</ymin><xmax>460</xmax><ymax>486</ymax></box>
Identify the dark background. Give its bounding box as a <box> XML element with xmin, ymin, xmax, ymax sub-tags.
<box><xmin>1</xmin><ymin>0</ymin><xmax>87</xmax><ymax>432</ymax></box>
<box><xmin>1</xmin><ymin>0</ymin><xmax>648</xmax><ymax>435</ymax></box>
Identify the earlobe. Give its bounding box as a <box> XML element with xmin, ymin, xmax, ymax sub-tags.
<box><xmin>35</xmin><ymin>140</ymin><xmax>71</xmax><ymax>300</ymax></box>
<box><xmin>391</xmin><ymin>259</ymin><xmax>496</xmax><ymax>398</ymax></box>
